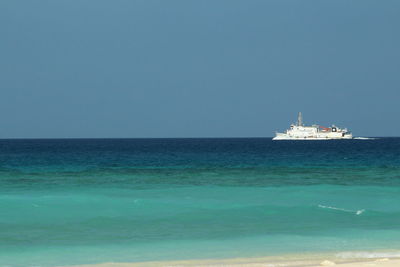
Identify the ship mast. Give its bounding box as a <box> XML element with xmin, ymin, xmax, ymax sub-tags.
<box><xmin>297</xmin><ymin>112</ymin><xmax>303</xmax><ymax>126</ymax></box>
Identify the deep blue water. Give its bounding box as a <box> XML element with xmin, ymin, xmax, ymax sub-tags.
<box><xmin>1</xmin><ymin>138</ymin><xmax>400</xmax><ymax>266</ymax></box>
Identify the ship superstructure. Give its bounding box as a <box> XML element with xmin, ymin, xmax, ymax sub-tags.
<box><xmin>273</xmin><ymin>112</ymin><xmax>352</xmax><ymax>140</ymax></box>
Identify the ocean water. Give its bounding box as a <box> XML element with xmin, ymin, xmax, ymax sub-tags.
<box><xmin>1</xmin><ymin>138</ymin><xmax>400</xmax><ymax>266</ymax></box>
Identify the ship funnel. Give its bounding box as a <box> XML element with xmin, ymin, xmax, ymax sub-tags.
<box><xmin>297</xmin><ymin>112</ymin><xmax>303</xmax><ymax>126</ymax></box>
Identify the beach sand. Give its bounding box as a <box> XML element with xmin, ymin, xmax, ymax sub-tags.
<box><xmin>65</xmin><ymin>254</ymin><xmax>400</xmax><ymax>267</ymax></box>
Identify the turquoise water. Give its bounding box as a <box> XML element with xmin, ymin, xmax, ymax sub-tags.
<box><xmin>1</xmin><ymin>138</ymin><xmax>400</xmax><ymax>266</ymax></box>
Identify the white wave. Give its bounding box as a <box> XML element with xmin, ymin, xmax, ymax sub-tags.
<box><xmin>353</xmin><ymin>137</ymin><xmax>377</xmax><ymax>140</ymax></box>
<box><xmin>356</xmin><ymin>209</ymin><xmax>365</xmax><ymax>215</ymax></box>
<box><xmin>337</xmin><ymin>251</ymin><xmax>400</xmax><ymax>259</ymax></box>
<box><xmin>318</xmin><ymin>204</ymin><xmax>365</xmax><ymax>215</ymax></box>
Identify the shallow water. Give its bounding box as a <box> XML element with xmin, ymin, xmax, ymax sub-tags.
<box><xmin>0</xmin><ymin>138</ymin><xmax>400</xmax><ymax>266</ymax></box>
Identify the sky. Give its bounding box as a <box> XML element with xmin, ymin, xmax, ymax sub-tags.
<box><xmin>1</xmin><ymin>0</ymin><xmax>399</xmax><ymax>138</ymax></box>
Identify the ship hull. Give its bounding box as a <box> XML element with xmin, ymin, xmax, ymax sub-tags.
<box><xmin>272</xmin><ymin>137</ymin><xmax>353</xmax><ymax>140</ymax></box>
<box><xmin>273</xmin><ymin>135</ymin><xmax>353</xmax><ymax>140</ymax></box>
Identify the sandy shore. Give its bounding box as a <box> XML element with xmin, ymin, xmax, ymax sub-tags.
<box><xmin>65</xmin><ymin>253</ymin><xmax>400</xmax><ymax>267</ymax></box>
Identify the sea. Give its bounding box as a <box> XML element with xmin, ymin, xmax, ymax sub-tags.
<box><xmin>1</xmin><ymin>138</ymin><xmax>400</xmax><ymax>266</ymax></box>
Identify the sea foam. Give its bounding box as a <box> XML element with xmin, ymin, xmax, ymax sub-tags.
<box><xmin>337</xmin><ymin>251</ymin><xmax>400</xmax><ymax>259</ymax></box>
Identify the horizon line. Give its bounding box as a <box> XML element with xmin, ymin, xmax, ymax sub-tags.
<box><xmin>0</xmin><ymin>136</ymin><xmax>394</xmax><ymax>140</ymax></box>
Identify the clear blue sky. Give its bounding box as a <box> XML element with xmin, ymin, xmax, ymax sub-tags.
<box><xmin>1</xmin><ymin>0</ymin><xmax>399</xmax><ymax>138</ymax></box>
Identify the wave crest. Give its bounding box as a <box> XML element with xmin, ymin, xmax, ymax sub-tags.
<box><xmin>318</xmin><ymin>204</ymin><xmax>365</xmax><ymax>215</ymax></box>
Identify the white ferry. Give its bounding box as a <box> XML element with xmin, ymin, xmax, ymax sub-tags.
<box><xmin>273</xmin><ymin>112</ymin><xmax>352</xmax><ymax>140</ymax></box>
